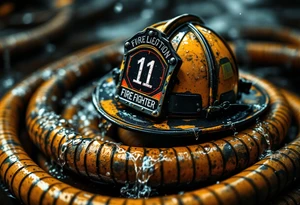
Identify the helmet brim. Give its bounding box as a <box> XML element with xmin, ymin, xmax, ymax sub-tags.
<box><xmin>93</xmin><ymin>72</ymin><xmax>269</xmax><ymax>137</ymax></box>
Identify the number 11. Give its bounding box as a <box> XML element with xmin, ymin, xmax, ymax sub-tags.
<box><xmin>133</xmin><ymin>57</ymin><xmax>155</xmax><ymax>88</ymax></box>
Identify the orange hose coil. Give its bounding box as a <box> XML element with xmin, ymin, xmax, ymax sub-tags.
<box><xmin>0</xmin><ymin>41</ymin><xmax>299</xmax><ymax>204</ymax></box>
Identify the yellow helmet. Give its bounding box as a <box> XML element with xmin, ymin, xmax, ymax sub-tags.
<box><xmin>149</xmin><ymin>14</ymin><xmax>239</xmax><ymax>116</ymax></box>
<box><xmin>93</xmin><ymin>14</ymin><xmax>269</xmax><ymax>136</ymax></box>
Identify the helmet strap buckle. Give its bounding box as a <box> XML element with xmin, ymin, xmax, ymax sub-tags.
<box><xmin>206</xmin><ymin>100</ymin><xmax>251</xmax><ymax>119</ymax></box>
<box><xmin>206</xmin><ymin>100</ymin><xmax>229</xmax><ymax>118</ymax></box>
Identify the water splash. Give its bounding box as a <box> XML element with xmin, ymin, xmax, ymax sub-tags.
<box><xmin>258</xmin><ymin>149</ymin><xmax>274</xmax><ymax>160</ymax></box>
<box><xmin>120</xmin><ymin>155</ymin><xmax>158</xmax><ymax>198</ymax></box>
<box><xmin>254</xmin><ymin>118</ymin><xmax>274</xmax><ymax>160</ymax></box>
<box><xmin>230</xmin><ymin>121</ymin><xmax>238</xmax><ymax>136</ymax></box>
<box><xmin>34</xmin><ymin>109</ymin><xmax>83</xmax><ymax>168</ymax></box>
<box><xmin>105</xmin><ymin>142</ymin><xmax>168</xmax><ymax>198</ymax></box>
<box><xmin>192</xmin><ymin>128</ymin><xmax>200</xmax><ymax>140</ymax></box>
<box><xmin>58</xmin><ymin>129</ymin><xmax>82</xmax><ymax>168</ymax></box>
<box><xmin>225</xmin><ymin>120</ymin><xmax>238</xmax><ymax>136</ymax></box>
<box><xmin>46</xmin><ymin>160</ymin><xmax>68</xmax><ymax>180</ymax></box>
<box><xmin>254</xmin><ymin>118</ymin><xmax>271</xmax><ymax>149</ymax></box>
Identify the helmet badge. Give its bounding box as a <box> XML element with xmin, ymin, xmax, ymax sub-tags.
<box><xmin>115</xmin><ymin>28</ymin><xmax>182</xmax><ymax>117</ymax></box>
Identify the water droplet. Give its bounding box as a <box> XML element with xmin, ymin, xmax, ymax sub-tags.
<box><xmin>58</xmin><ymin>69</ymin><xmax>66</xmax><ymax>76</ymax></box>
<box><xmin>72</xmin><ymin>138</ymin><xmax>82</xmax><ymax>145</ymax></box>
<box><xmin>141</xmin><ymin>9</ymin><xmax>154</xmax><ymax>19</ymax></box>
<box><xmin>51</xmin><ymin>95</ymin><xmax>57</xmax><ymax>102</ymax></box>
<box><xmin>204</xmin><ymin>145</ymin><xmax>211</xmax><ymax>152</ymax></box>
<box><xmin>3</xmin><ymin>78</ymin><xmax>14</xmax><ymax>88</ymax></box>
<box><xmin>114</xmin><ymin>2</ymin><xmax>123</xmax><ymax>13</ymax></box>
<box><xmin>61</xmin><ymin>145</ymin><xmax>67</xmax><ymax>153</ymax></box>
<box><xmin>22</xmin><ymin>13</ymin><xmax>33</xmax><ymax>24</ymax></box>
<box><xmin>46</xmin><ymin>43</ymin><xmax>56</xmax><ymax>53</ymax></box>
<box><xmin>192</xmin><ymin>128</ymin><xmax>200</xmax><ymax>140</ymax></box>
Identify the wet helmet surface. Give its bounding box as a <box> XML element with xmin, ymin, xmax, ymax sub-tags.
<box><xmin>151</xmin><ymin>16</ymin><xmax>239</xmax><ymax>116</ymax></box>
<box><xmin>93</xmin><ymin>14</ymin><xmax>269</xmax><ymax>137</ymax></box>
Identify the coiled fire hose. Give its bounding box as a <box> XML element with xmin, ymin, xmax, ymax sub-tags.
<box><xmin>1</xmin><ymin>30</ymin><xmax>300</xmax><ymax>205</ymax></box>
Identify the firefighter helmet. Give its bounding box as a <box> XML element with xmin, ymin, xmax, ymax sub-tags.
<box><xmin>93</xmin><ymin>14</ymin><xmax>269</xmax><ymax>136</ymax></box>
